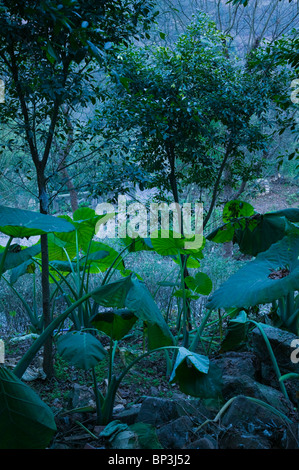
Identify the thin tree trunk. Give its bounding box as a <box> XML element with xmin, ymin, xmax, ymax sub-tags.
<box><xmin>38</xmin><ymin>179</ymin><xmax>54</xmax><ymax>378</ymax></box>
<box><xmin>57</xmin><ymin>105</ymin><xmax>78</xmax><ymax>213</ymax></box>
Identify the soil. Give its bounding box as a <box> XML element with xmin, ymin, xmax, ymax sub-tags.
<box><xmin>3</xmin><ymin>333</ymin><xmax>182</xmax><ymax>450</ymax></box>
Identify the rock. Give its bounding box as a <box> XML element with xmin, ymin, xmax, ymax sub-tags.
<box><xmin>218</xmin><ymin>395</ymin><xmax>296</xmax><ymax>449</ymax></box>
<box><xmin>212</xmin><ymin>351</ymin><xmax>260</xmax><ymax>381</ymax></box>
<box><xmin>219</xmin><ymin>428</ymin><xmax>272</xmax><ymax>449</ymax></box>
<box><xmin>157</xmin><ymin>416</ymin><xmax>193</xmax><ymax>449</ymax></box>
<box><xmin>50</xmin><ymin>443</ymin><xmax>71</xmax><ymax>449</ymax></box>
<box><xmin>221</xmin><ymin>374</ymin><xmax>295</xmax><ymax>418</ymax></box>
<box><xmin>136</xmin><ymin>397</ymin><xmax>180</xmax><ymax>426</ymax></box>
<box><xmin>186</xmin><ymin>436</ymin><xmax>217</xmax><ymax>449</ymax></box>
<box><xmin>221</xmin><ymin>395</ymin><xmax>288</xmax><ymax>429</ymax></box>
<box><xmin>68</xmin><ymin>383</ymin><xmax>96</xmax><ymax>410</ymax></box>
<box><xmin>136</xmin><ymin>397</ymin><xmax>214</xmax><ymax>427</ymax></box>
<box><xmin>250</xmin><ymin>324</ymin><xmax>299</xmax><ymax>375</ymax></box>
<box><xmin>113</xmin><ymin>404</ymin><xmax>142</xmax><ymax>424</ymax></box>
<box><xmin>113</xmin><ymin>404</ymin><xmax>125</xmax><ymax>414</ymax></box>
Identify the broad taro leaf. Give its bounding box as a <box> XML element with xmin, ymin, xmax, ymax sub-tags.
<box><xmin>49</xmin><ymin>250</ymin><xmax>110</xmax><ymax>273</ymax></box>
<box><xmin>151</xmin><ymin>230</ymin><xmax>186</xmax><ymax>256</ymax></box>
<box><xmin>0</xmin><ymin>205</ymin><xmax>75</xmax><ymax>238</ymax></box>
<box><xmin>234</xmin><ymin>214</ymin><xmax>291</xmax><ymax>256</ymax></box>
<box><xmin>10</xmin><ymin>260</ymin><xmax>36</xmax><ymax>284</ymax></box>
<box><xmin>222</xmin><ymin>200</ymin><xmax>255</xmax><ymax>222</ymax></box>
<box><xmin>91</xmin><ymin>276</ymin><xmax>133</xmax><ymax>309</ymax></box>
<box><xmin>184</xmin><ymin>272</ymin><xmax>213</xmax><ymax>295</ymax></box>
<box><xmin>206</xmin><ymin>234</ymin><xmax>299</xmax><ymax>311</ymax></box>
<box><xmin>125</xmin><ymin>278</ymin><xmax>174</xmax><ymax>349</ymax></box>
<box><xmin>151</xmin><ymin>230</ymin><xmax>204</xmax><ymax>256</ymax></box>
<box><xmin>0</xmin><ymin>243</ymin><xmax>40</xmax><ymax>274</ymax></box>
<box><xmin>54</xmin><ymin>208</ymin><xmax>112</xmax><ymax>251</ymax></box>
<box><xmin>220</xmin><ymin>311</ymin><xmax>249</xmax><ymax>352</ymax></box>
<box><xmin>57</xmin><ymin>331</ymin><xmax>107</xmax><ymax>370</ymax></box>
<box><xmin>46</xmin><ymin>233</ymin><xmax>77</xmax><ymax>262</ymax></box>
<box><xmin>91</xmin><ymin>309</ymin><xmax>138</xmax><ymax>340</ymax></box>
<box><xmin>0</xmin><ymin>366</ymin><xmax>56</xmax><ymax>449</ymax></box>
<box><xmin>208</xmin><ymin>207</ymin><xmax>299</xmax><ymax>257</ymax></box>
<box><xmin>169</xmin><ymin>347</ymin><xmax>222</xmax><ymax>399</ymax></box>
<box><xmin>100</xmin><ymin>421</ymin><xmax>162</xmax><ymax>450</ymax></box>
<box><xmin>86</xmin><ymin>240</ymin><xmax>125</xmax><ymax>273</ymax></box>
<box><xmin>91</xmin><ymin>276</ymin><xmax>174</xmax><ymax>349</ymax></box>
<box><xmin>120</xmin><ymin>235</ymin><xmax>154</xmax><ymax>252</ymax></box>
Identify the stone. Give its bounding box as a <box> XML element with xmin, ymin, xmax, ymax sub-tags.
<box><xmin>68</xmin><ymin>383</ymin><xmax>96</xmax><ymax>410</ymax></box>
<box><xmin>136</xmin><ymin>397</ymin><xmax>180</xmax><ymax>426</ymax></box>
<box><xmin>186</xmin><ymin>436</ymin><xmax>217</xmax><ymax>449</ymax></box>
<box><xmin>136</xmin><ymin>397</ymin><xmax>214</xmax><ymax>427</ymax></box>
<box><xmin>221</xmin><ymin>395</ymin><xmax>288</xmax><ymax>430</ymax></box>
<box><xmin>221</xmin><ymin>374</ymin><xmax>295</xmax><ymax>418</ymax></box>
<box><xmin>212</xmin><ymin>351</ymin><xmax>260</xmax><ymax>381</ymax></box>
<box><xmin>157</xmin><ymin>416</ymin><xmax>193</xmax><ymax>449</ymax></box>
<box><xmin>113</xmin><ymin>404</ymin><xmax>142</xmax><ymax>425</ymax></box>
<box><xmin>250</xmin><ymin>324</ymin><xmax>299</xmax><ymax>375</ymax></box>
<box><xmin>217</xmin><ymin>395</ymin><xmax>297</xmax><ymax>449</ymax></box>
<box><xmin>219</xmin><ymin>428</ymin><xmax>272</xmax><ymax>449</ymax></box>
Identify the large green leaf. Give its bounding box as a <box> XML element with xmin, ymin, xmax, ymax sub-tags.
<box><xmin>151</xmin><ymin>230</ymin><xmax>204</xmax><ymax>256</ymax></box>
<box><xmin>56</xmin><ymin>331</ymin><xmax>107</xmax><ymax>370</ymax></box>
<box><xmin>87</xmin><ymin>240</ymin><xmax>125</xmax><ymax>272</ymax></box>
<box><xmin>0</xmin><ymin>366</ymin><xmax>56</xmax><ymax>449</ymax></box>
<box><xmin>91</xmin><ymin>276</ymin><xmax>174</xmax><ymax>349</ymax></box>
<box><xmin>206</xmin><ymin>234</ymin><xmax>299</xmax><ymax>311</ymax></box>
<box><xmin>222</xmin><ymin>200</ymin><xmax>255</xmax><ymax>222</ymax></box>
<box><xmin>169</xmin><ymin>347</ymin><xmax>222</xmax><ymax>399</ymax></box>
<box><xmin>54</xmin><ymin>208</ymin><xmax>111</xmax><ymax>251</ymax></box>
<box><xmin>91</xmin><ymin>309</ymin><xmax>138</xmax><ymax>340</ymax></box>
<box><xmin>91</xmin><ymin>276</ymin><xmax>133</xmax><ymax>309</ymax></box>
<box><xmin>151</xmin><ymin>230</ymin><xmax>186</xmax><ymax>255</ymax></box>
<box><xmin>234</xmin><ymin>214</ymin><xmax>291</xmax><ymax>256</ymax></box>
<box><xmin>125</xmin><ymin>278</ymin><xmax>174</xmax><ymax>349</ymax></box>
<box><xmin>0</xmin><ymin>243</ymin><xmax>40</xmax><ymax>274</ymax></box>
<box><xmin>49</xmin><ymin>250</ymin><xmax>110</xmax><ymax>273</ymax></box>
<box><xmin>0</xmin><ymin>205</ymin><xmax>75</xmax><ymax>238</ymax></box>
<box><xmin>184</xmin><ymin>272</ymin><xmax>213</xmax><ymax>295</ymax></box>
<box><xmin>47</xmin><ymin>233</ymin><xmax>77</xmax><ymax>262</ymax></box>
<box><xmin>120</xmin><ymin>235</ymin><xmax>154</xmax><ymax>252</ymax></box>
<box><xmin>220</xmin><ymin>310</ymin><xmax>249</xmax><ymax>352</ymax></box>
<box><xmin>10</xmin><ymin>259</ymin><xmax>36</xmax><ymax>284</ymax></box>
<box><xmin>208</xmin><ymin>207</ymin><xmax>299</xmax><ymax>257</ymax></box>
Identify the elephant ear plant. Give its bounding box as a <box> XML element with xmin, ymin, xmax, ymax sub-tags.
<box><xmin>0</xmin><ymin>205</ymin><xmax>76</xmax><ymax>334</ymax></box>
<box><xmin>198</xmin><ymin>201</ymin><xmax>299</xmax><ymax>401</ymax></box>
<box><xmin>0</xmin><ymin>205</ymin><xmax>76</xmax><ymax>449</ymax></box>
<box><xmin>56</xmin><ymin>274</ymin><xmax>221</xmax><ymax>425</ymax></box>
<box><xmin>207</xmin><ymin>201</ymin><xmax>299</xmax><ymax>334</ymax></box>
<box><xmin>0</xmin><ymin>274</ymin><xmax>219</xmax><ymax>446</ymax></box>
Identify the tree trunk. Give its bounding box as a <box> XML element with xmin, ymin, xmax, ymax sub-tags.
<box><xmin>38</xmin><ymin>177</ymin><xmax>54</xmax><ymax>378</ymax></box>
<box><xmin>57</xmin><ymin>105</ymin><xmax>78</xmax><ymax>213</ymax></box>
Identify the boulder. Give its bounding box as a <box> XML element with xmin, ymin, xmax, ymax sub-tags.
<box><xmin>68</xmin><ymin>383</ymin><xmax>95</xmax><ymax>410</ymax></box>
<box><xmin>157</xmin><ymin>416</ymin><xmax>193</xmax><ymax>449</ymax></box>
<box><xmin>218</xmin><ymin>395</ymin><xmax>297</xmax><ymax>449</ymax></box>
<box><xmin>135</xmin><ymin>397</ymin><xmax>213</xmax><ymax>427</ymax></box>
<box><xmin>250</xmin><ymin>324</ymin><xmax>299</xmax><ymax>375</ymax></box>
<box><xmin>212</xmin><ymin>351</ymin><xmax>260</xmax><ymax>380</ymax></box>
<box><xmin>221</xmin><ymin>374</ymin><xmax>295</xmax><ymax>418</ymax></box>
<box><xmin>186</xmin><ymin>436</ymin><xmax>217</xmax><ymax>449</ymax></box>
